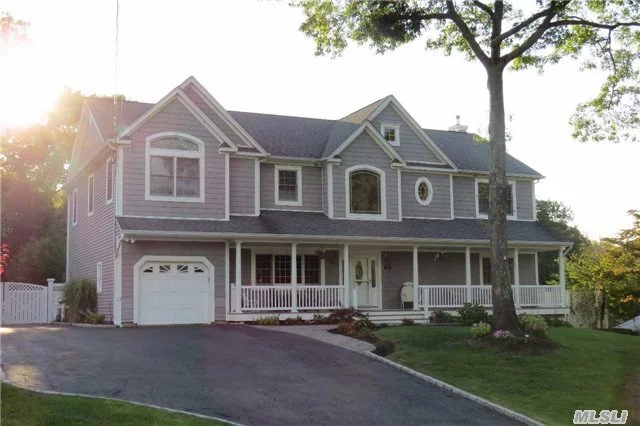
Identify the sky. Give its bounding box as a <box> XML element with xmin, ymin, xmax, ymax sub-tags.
<box><xmin>1</xmin><ymin>0</ymin><xmax>639</xmax><ymax>239</ymax></box>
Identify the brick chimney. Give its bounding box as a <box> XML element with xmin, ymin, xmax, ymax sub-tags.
<box><xmin>448</xmin><ymin>115</ymin><xmax>468</xmax><ymax>132</ymax></box>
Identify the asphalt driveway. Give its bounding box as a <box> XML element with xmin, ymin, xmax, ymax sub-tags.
<box><xmin>1</xmin><ymin>325</ymin><xmax>521</xmax><ymax>425</ymax></box>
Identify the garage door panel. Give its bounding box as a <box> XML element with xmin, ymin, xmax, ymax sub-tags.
<box><xmin>138</xmin><ymin>261</ymin><xmax>212</xmax><ymax>325</ymax></box>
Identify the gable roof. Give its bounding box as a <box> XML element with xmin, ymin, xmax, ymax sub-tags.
<box><xmin>84</xmin><ymin>96</ymin><xmax>542</xmax><ymax>178</ymax></box>
<box><xmin>341</xmin><ymin>96</ymin><xmax>388</xmax><ymax>124</ymax></box>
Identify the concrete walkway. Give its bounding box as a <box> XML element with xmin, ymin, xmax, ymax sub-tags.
<box><xmin>253</xmin><ymin>324</ymin><xmax>375</xmax><ymax>353</ymax></box>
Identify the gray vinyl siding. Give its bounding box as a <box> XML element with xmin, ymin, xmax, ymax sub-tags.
<box><xmin>183</xmin><ymin>84</ymin><xmax>248</xmax><ymax>148</ymax></box>
<box><xmin>402</xmin><ymin>172</ymin><xmax>451</xmax><ymax>219</ymax></box>
<box><xmin>122</xmin><ymin>98</ymin><xmax>226</xmax><ymax>219</ymax></box>
<box><xmin>371</xmin><ymin>105</ymin><xmax>443</xmax><ymax>164</ymax></box>
<box><xmin>453</xmin><ymin>176</ymin><xmax>476</xmax><ymax>218</ymax></box>
<box><xmin>322</xmin><ymin>165</ymin><xmax>328</xmax><ymax>214</ymax></box>
<box><xmin>229</xmin><ymin>248</ymin><xmax>252</xmax><ymax>285</ymax></box>
<box><xmin>120</xmin><ymin>241</ymin><xmax>227</xmax><ymax>322</ymax></box>
<box><xmin>230</xmin><ymin>157</ymin><xmax>255</xmax><ymax>215</ymax></box>
<box><xmin>260</xmin><ymin>163</ymin><xmax>323</xmax><ymax>211</ymax></box>
<box><xmin>515</xmin><ymin>180</ymin><xmax>535</xmax><ymax>221</ymax></box>
<box><xmin>333</xmin><ymin>132</ymin><xmax>399</xmax><ymax>220</ymax></box>
<box><xmin>67</xmin><ymin>151</ymin><xmax>115</xmax><ymax>321</ymax></box>
<box><xmin>518</xmin><ymin>253</ymin><xmax>537</xmax><ymax>285</ymax></box>
<box><xmin>381</xmin><ymin>251</ymin><xmax>480</xmax><ymax>309</ymax></box>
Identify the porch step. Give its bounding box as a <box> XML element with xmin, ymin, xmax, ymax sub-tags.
<box><xmin>364</xmin><ymin>310</ymin><xmax>427</xmax><ymax>325</ymax></box>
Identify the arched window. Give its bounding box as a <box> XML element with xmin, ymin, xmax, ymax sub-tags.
<box><xmin>146</xmin><ymin>133</ymin><xmax>205</xmax><ymax>202</ymax></box>
<box><xmin>347</xmin><ymin>166</ymin><xmax>385</xmax><ymax>218</ymax></box>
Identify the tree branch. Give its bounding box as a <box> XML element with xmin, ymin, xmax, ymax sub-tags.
<box><xmin>493</xmin><ymin>6</ymin><xmax>556</xmax><ymax>44</ymax></box>
<box><xmin>417</xmin><ymin>13</ymin><xmax>451</xmax><ymax>21</ymax></box>
<box><xmin>490</xmin><ymin>1</ymin><xmax>503</xmax><ymax>62</ymax></box>
<box><xmin>548</xmin><ymin>19</ymin><xmax>640</xmax><ymax>30</ymax></box>
<box><xmin>501</xmin><ymin>2</ymin><xmax>570</xmax><ymax>65</ymax></box>
<box><xmin>472</xmin><ymin>1</ymin><xmax>494</xmax><ymax>18</ymax></box>
<box><xmin>445</xmin><ymin>0</ymin><xmax>490</xmax><ymax>66</ymax></box>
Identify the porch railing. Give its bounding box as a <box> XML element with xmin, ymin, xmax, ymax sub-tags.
<box><xmin>418</xmin><ymin>284</ymin><xmax>564</xmax><ymax>312</ymax></box>
<box><xmin>231</xmin><ymin>284</ymin><xmax>345</xmax><ymax>312</ymax></box>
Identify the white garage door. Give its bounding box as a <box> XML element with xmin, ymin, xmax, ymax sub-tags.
<box><xmin>138</xmin><ymin>261</ymin><xmax>211</xmax><ymax>325</ymax></box>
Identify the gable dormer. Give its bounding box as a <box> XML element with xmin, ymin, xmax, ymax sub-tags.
<box><xmin>341</xmin><ymin>95</ymin><xmax>456</xmax><ymax>169</ymax></box>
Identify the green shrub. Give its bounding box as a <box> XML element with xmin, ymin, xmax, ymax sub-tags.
<box><xmin>544</xmin><ymin>315</ymin><xmax>573</xmax><ymax>328</ymax></box>
<box><xmin>327</xmin><ymin>308</ymin><xmax>367</xmax><ymax>324</ymax></box>
<box><xmin>401</xmin><ymin>318</ymin><xmax>415</xmax><ymax>326</ymax></box>
<box><xmin>355</xmin><ymin>316</ymin><xmax>375</xmax><ymax>331</ymax></box>
<box><xmin>470</xmin><ymin>321</ymin><xmax>492</xmax><ymax>337</ymax></box>
<box><xmin>62</xmin><ymin>279</ymin><xmax>97</xmax><ymax>323</ymax></box>
<box><xmin>377</xmin><ymin>323</ymin><xmax>389</xmax><ymax>329</ymax></box>
<box><xmin>255</xmin><ymin>315</ymin><xmax>279</xmax><ymax>326</ymax></box>
<box><xmin>430</xmin><ymin>311</ymin><xmax>459</xmax><ymax>324</ymax></box>
<box><xmin>86</xmin><ymin>313</ymin><xmax>105</xmax><ymax>324</ymax></box>
<box><xmin>520</xmin><ymin>314</ymin><xmax>548</xmax><ymax>337</ymax></box>
<box><xmin>313</xmin><ymin>314</ymin><xmax>328</xmax><ymax>324</ymax></box>
<box><xmin>281</xmin><ymin>316</ymin><xmax>306</xmax><ymax>325</ymax></box>
<box><xmin>373</xmin><ymin>340</ymin><xmax>396</xmax><ymax>357</ymax></box>
<box><xmin>459</xmin><ymin>303</ymin><xmax>489</xmax><ymax>326</ymax></box>
<box><xmin>336</xmin><ymin>321</ymin><xmax>357</xmax><ymax>335</ymax></box>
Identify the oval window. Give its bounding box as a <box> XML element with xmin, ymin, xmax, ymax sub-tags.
<box><xmin>415</xmin><ymin>177</ymin><xmax>433</xmax><ymax>206</ymax></box>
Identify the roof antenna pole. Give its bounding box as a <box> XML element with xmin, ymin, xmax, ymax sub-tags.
<box><xmin>113</xmin><ymin>0</ymin><xmax>120</xmax><ymax>142</ymax></box>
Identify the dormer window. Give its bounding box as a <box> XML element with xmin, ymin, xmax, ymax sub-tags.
<box><xmin>380</xmin><ymin>124</ymin><xmax>400</xmax><ymax>146</ymax></box>
<box><xmin>145</xmin><ymin>133</ymin><xmax>205</xmax><ymax>203</ymax></box>
<box><xmin>275</xmin><ymin>165</ymin><xmax>302</xmax><ymax>206</ymax></box>
<box><xmin>476</xmin><ymin>178</ymin><xmax>516</xmax><ymax>219</ymax></box>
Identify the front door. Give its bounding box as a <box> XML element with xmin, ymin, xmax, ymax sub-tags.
<box><xmin>350</xmin><ymin>254</ymin><xmax>379</xmax><ymax>308</ymax></box>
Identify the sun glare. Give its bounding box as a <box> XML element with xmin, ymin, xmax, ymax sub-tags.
<box><xmin>0</xmin><ymin>45</ymin><xmax>60</xmax><ymax>129</ymax></box>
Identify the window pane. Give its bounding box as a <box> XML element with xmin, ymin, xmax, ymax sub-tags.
<box><xmin>151</xmin><ymin>176</ymin><xmax>174</xmax><ymax>196</ymax></box>
<box><xmin>278</xmin><ymin>169</ymin><xmax>298</xmax><ymax>201</ymax></box>
<box><xmin>176</xmin><ymin>158</ymin><xmax>200</xmax><ymax>197</ymax></box>
<box><xmin>297</xmin><ymin>256</ymin><xmax>302</xmax><ymax>284</ymax></box>
<box><xmin>150</xmin><ymin>138</ymin><xmax>199</xmax><ymax>151</ymax></box>
<box><xmin>107</xmin><ymin>159</ymin><xmax>114</xmax><ymax>200</ymax></box>
<box><xmin>350</xmin><ymin>170</ymin><xmax>381</xmax><ymax>214</ymax></box>
<box><xmin>255</xmin><ymin>255</ymin><xmax>272</xmax><ymax>284</ymax></box>
<box><xmin>383</xmin><ymin>127</ymin><xmax>396</xmax><ymax>142</ymax></box>
<box><xmin>478</xmin><ymin>182</ymin><xmax>489</xmax><ymax>215</ymax></box>
<box><xmin>151</xmin><ymin>156</ymin><xmax>174</xmax><ymax>176</ymax></box>
<box><xmin>304</xmin><ymin>255</ymin><xmax>320</xmax><ymax>284</ymax></box>
<box><xmin>507</xmin><ymin>184</ymin><xmax>514</xmax><ymax>215</ymax></box>
<box><xmin>418</xmin><ymin>181</ymin><xmax>429</xmax><ymax>202</ymax></box>
<box><xmin>274</xmin><ymin>255</ymin><xmax>291</xmax><ymax>284</ymax></box>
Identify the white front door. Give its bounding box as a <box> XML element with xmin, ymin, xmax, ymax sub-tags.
<box><xmin>350</xmin><ymin>254</ymin><xmax>379</xmax><ymax>308</ymax></box>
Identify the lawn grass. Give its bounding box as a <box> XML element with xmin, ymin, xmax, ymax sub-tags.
<box><xmin>0</xmin><ymin>383</ymin><xmax>228</xmax><ymax>426</ymax></box>
<box><xmin>376</xmin><ymin>326</ymin><xmax>639</xmax><ymax>426</ymax></box>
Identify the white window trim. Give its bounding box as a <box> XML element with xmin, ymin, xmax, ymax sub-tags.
<box><xmin>105</xmin><ymin>157</ymin><xmax>114</xmax><ymax>204</ymax></box>
<box><xmin>72</xmin><ymin>188</ymin><xmax>78</xmax><ymax>226</ymax></box>
<box><xmin>380</xmin><ymin>123</ymin><xmax>400</xmax><ymax>147</ymax></box>
<box><xmin>87</xmin><ymin>174</ymin><xmax>95</xmax><ymax>216</ymax></box>
<box><xmin>345</xmin><ymin>165</ymin><xmax>387</xmax><ymax>220</ymax></box>
<box><xmin>96</xmin><ymin>261</ymin><xmax>103</xmax><ymax>293</ymax></box>
<box><xmin>274</xmin><ymin>165</ymin><xmax>302</xmax><ymax>206</ymax></box>
<box><xmin>144</xmin><ymin>132</ymin><xmax>205</xmax><ymax>203</ymax></box>
<box><xmin>475</xmin><ymin>178</ymin><xmax>517</xmax><ymax>220</ymax></box>
<box><xmin>414</xmin><ymin>177</ymin><xmax>434</xmax><ymax>206</ymax></box>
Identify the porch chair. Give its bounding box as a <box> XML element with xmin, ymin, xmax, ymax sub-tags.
<box><xmin>400</xmin><ymin>282</ymin><xmax>414</xmax><ymax>309</ymax></box>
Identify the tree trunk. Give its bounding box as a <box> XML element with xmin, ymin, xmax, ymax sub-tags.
<box><xmin>486</xmin><ymin>65</ymin><xmax>522</xmax><ymax>334</ymax></box>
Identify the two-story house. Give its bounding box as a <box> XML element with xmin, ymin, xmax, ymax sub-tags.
<box><xmin>65</xmin><ymin>76</ymin><xmax>570</xmax><ymax>326</ymax></box>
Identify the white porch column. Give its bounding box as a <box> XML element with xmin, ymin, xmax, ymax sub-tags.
<box><xmin>513</xmin><ymin>248</ymin><xmax>521</xmax><ymax>308</ymax></box>
<box><xmin>343</xmin><ymin>244</ymin><xmax>350</xmax><ymax>307</ymax></box>
<box><xmin>412</xmin><ymin>246</ymin><xmax>419</xmax><ymax>310</ymax></box>
<box><xmin>559</xmin><ymin>247</ymin><xmax>566</xmax><ymax>306</ymax></box>
<box><xmin>465</xmin><ymin>247</ymin><xmax>472</xmax><ymax>303</ymax></box>
<box><xmin>291</xmin><ymin>243</ymin><xmax>298</xmax><ymax>313</ymax></box>
<box><xmin>235</xmin><ymin>241</ymin><xmax>242</xmax><ymax>313</ymax></box>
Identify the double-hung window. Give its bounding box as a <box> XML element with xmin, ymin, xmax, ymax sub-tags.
<box><xmin>476</xmin><ymin>179</ymin><xmax>516</xmax><ymax>219</ymax></box>
<box><xmin>87</xmin><ymin>174</ymin><xmax>95</xmax><ymax>216</ymax></box>
<box><xmin>254</xmin><ymin>254</ymin><xmax>321</xmax><ymax>285</ymax></box>
<box><xmin>275</xmin><ymin>165</ymin><xmax>302</xmax><ymax>206</ymax></box>
<box><xmin>105</xmin><ymin>157</ymin><xmax>114</xmax><ymax>204</ymax></box>
<box><xmin>146</xmin><ymin>135</ymin><xmax>204</xmax><ymax>202</ymax></box>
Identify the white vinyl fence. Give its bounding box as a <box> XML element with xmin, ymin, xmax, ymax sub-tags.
<box><xmin>1</xmin><ymin>278</ymin><xmax>63</xmax><ymax>325</ymax></box>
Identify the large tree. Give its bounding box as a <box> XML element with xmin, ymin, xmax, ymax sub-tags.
<box><xmin>291</xmin><ymin>0</ymin><xmax>640</xmax><ymax>333</ymax></box>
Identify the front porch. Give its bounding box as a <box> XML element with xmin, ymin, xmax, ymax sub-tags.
<box><xmin>226</xmin><ymin>241</ymin><xmax>570</xmax><ymax>323</ymax></box>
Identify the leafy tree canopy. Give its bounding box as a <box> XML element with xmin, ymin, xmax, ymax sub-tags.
<box><xmin>293</xmin><ymin>0</ymin><xmax>640</xmax><ymax>142</ymax></box>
